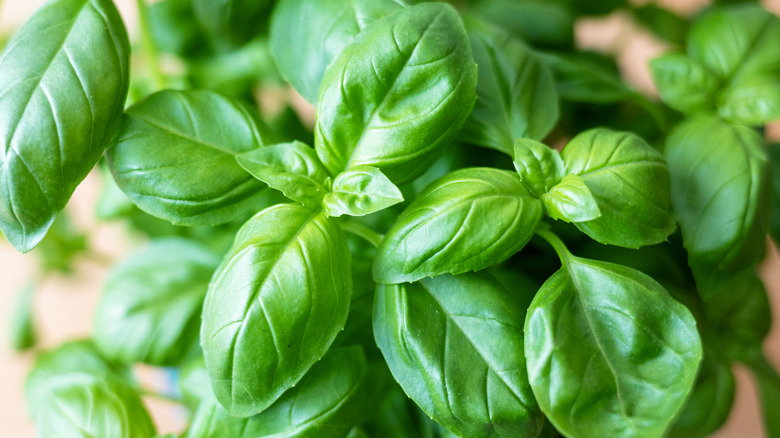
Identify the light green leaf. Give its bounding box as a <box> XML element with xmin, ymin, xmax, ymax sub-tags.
<box><xmin>649</xmin><ymin>53</ymin><xmax>717</xmax><ymax>114</ymax></box>
<box><xmin>0</xmin><ymin>0</ymin><xmax>130</xmax><ymax>252</ymax></box>
<box><xmin>562</xmin><ymin>128</ymin><xmax>676</xmax><ymax>248</ymax></box>
<box><xmin>373</xmin><ymin>168</ymin><xmax>543</xmax><ymax>284</ymax></box>
<box><xmin>93</xmin><ymin>238</ymin><xmax>220</xmax><ymax>366</ymax></box>
<box><xmin>269</xmin><ymin>0</ymin><xmax>405</xmax><ymax>104</ymax></box>
<box><xmin>541</xmin><ymin>174</ymin><xmax>601</xmax><ymax>223</ymax></box>
<box><xmin>374</xmin><ymin>273</ymin><xmax>543</xmax><ymax>437</ymax></box>
<box><xmin>236</xmin><ymin>141</ymin><xmax>330</xmax><ymax>208</ymax></box>
<box><xmin>315</xmin><ymin>2</ymin><xmax>478</xmax><ymax>184</ymax></box>
<box><xmin>512</xmin><ymin>138</ymin><xmax>565</xmax><ymax>198</ymax></box>
<box><xmin>107</xmin><ymin>89</ymin><xmax>276</xmax><ymax>226</ymax></box>
<box><xmin>201</xmin><ymin>204</ymin><xmax>352</xmax><ymax>417</ymax></box>
<box><xmin>323</xmin><ymin>166</ymin><xmax>403</xmax><ymax>217</ymax></box>
<box><xmin>718</xmin><ymin>74</ymin><xmax>780</xmax><ymax>125</ymax></box>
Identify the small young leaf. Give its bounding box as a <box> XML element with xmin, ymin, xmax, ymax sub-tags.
<box><xmin>373</xmin><ymin>168</ymin><xmax>543</xmax><ymax>284</ymax></box>
<box><xmin>513</xmin><ymin>138</ymin><xmax>565</xmax><ymax>197</ymax></box>
<box><xmin>541</xmin><ymin>173</ymin><xmax>601</xmax><ymax>223</ymax></box>
<box><xmin>374</xmin><ymin>273</ymin><xmax>543</xmax><ymax>437</ymax></box>
<box><xmin>323</xmin><ymin>166</ymin><xmax>403</xmax><ymax>217</ymax></box>
<box><xmin>201</xmin><ymin>204</ymin><xmax>352</xmax><ymax>417</ymax></box>
<box><xmin>9</xmin><ymin>283</ymin><xmax>36</xmax><ymax>352</ymax></box>
<box><xmin>315</xmin><ymin>2</ymin><xmax>478</xmax><ymax>183</ymax></box>
<box><xmin>94</xmin><ymin>238</ymin><xmax>220</xmax><ymax>366</ymax></box>
<box><xmin>650</xmin><ymin>53</ymin><xmax>717</xmax><ymax>114</ymax></box>
<box><xmin>236</xmin><ymin>141</ymin><xmax>330</xmax><ymax>208</ymax></box>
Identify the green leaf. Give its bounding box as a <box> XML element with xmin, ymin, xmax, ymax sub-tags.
<box><xmin>524</xmin><ymin>243</ymin><xmax>702</xmax><ymax>438</ymax></box>
<box><xmin>748</xmin><ymin>356</ymin><xmax>780</xmax><ymax>438</ymax></box>
<box><xmin>632</xmin><ymin>5</ymin><xmax>688</xmax><ymax>45</ymax></box>
<box><xmin>467</xmin><ymin>0</ymin><xmax>574</xmax><ymax>49</ymax></box>
<box><xmin>374</xmin><ymin>273</ymin><xmax>543</xmax><ymax>437</ymax></box>
<box><xmin>460</xmin><ymin>18</ymin><xmax>559</xmax><ymax>154</ymax></box>
<box><xmin>107</xmin><ymin>90</ymin><xmax>275</xmax><ymax>226</ymax></box>
<box><xmin>512</xmin><ymin>138</ymin><xmax>565</xmax><ymax>198</ymax></box>
<box><xmin>323</xmin><ymin>166</ymin><xmax>403</xmax><ymax>217</ymax></box>
<box><xmin>315</xmin><ymin>2</ymin><xmax>478</xmax><ymax>184</ymax></box>
<box><xmin>93</xmin><ymin>238</ymin><xmax>220</xmax><ymax>366</ymax></box>
<box><xmin>562</xmin><ymin>128</ymin><xmax>676</xmax><ymax>248</ymax></box>
<box><xmin>0</xmin><ymin>0</ymin><xmax>130</xmax><ymax>253</ymax></box>
<box><xmin>665</xmin><ymin>116</ymin><xmax>769</xmax><ymax>291</ymax></box>
<box><xmin>26</xmin><ymin>341</ymin><xmax>154</xmax><ymax>438</ymax></box>
<box><xmin>192</xmin><ymin>0</ymin><xmax>271</xmax><ymax>50</ymax></box>
<box><xmin>717</xmin><ymin>73</ymin><xmax>780</xmax><ymax>125</ymax></box>
<box><xmin>201</xmin><ymin>204</ymin><xmax>352</xmax><ymax>417</ymax></box>
<box><xmin>540</xmin><ymin>52</ymin><xmax>632</xmax><ymax>103</ymax></box>
<box><xmin>667</xmin><ymin>351</ymin><xmax>735</xmax><ymax>438</ymax></box>
<box><xmin>541</xmin><ymin>174</ymin><xmax>601</xmax><ymax>223</ymax></box>
<box><xmin>269</xmin><ymin>0</ymin><xmax>405</xmax><ymax>104</ymax></box>
<box><xmin>236</xmin><ymin>141</ymin><xmax>330</xmax><ymax>208</ymax></box>
<box><xmin>9</xmin><ymin>283</ymin><xmax>36</xmax><ymax>352</ymax></box>
<box><xmin>373</xmin><ymin>168</ymin><xmax>543</xmax><ymax>284</ymax></box>
<box><xmin>770</xmin><ymin>142</ymin><xmax>780</xmax><ymax>247</ymax></box>
<box><xmin>649</xmin><ymin>53</ymin><xmax>718</xmax><ymax>114</ymax></box>
<box><xmin>148</xmin><ymin>0</ymin><xmax>205</xmax><ymax>58</ymax></box>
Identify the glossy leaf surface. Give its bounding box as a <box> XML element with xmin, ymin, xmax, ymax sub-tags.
<box><xmin>201</xmin><ymin>204</ymin><xmax>351</xmax><ymax>417</ymax></box>
<box><xmin>0</xmin><ymin>0</ymin><xmax>130</xmax><ymax>252</ymax></box>
<box><xmin>323</xmin><ymin>166</ymin><xmax>403</xmax><ymax>217</ymax></box>
<box><xmin>108</xmin><ymin>90</ymin><xmax>275</xmax><ymax>226</ymax></box>
<box><xmin>513</xmin><ymin>138</ymin><xmax>565</xmax><ymax>198</ymax></box>
<box><xmin>374</xmin><ymin>273</ymin><xmax>543</xmax><ymax>437</ymax></box>
<box><xmin>315</xmin><ymin>2</ymin><xmax>478</xmax><ymax>184</ymax></box>
<box><xmin>373</xmin><ymin>168</ymin><xmax>543</xmax><ymax>284</ymax></box>
<box><xmin>541</xmin><ymin>174</ymin><xmax>601</xmax><ymax>223</ymax></box>
<box><xmin>94</xmin><ymin>238</ymin><xmax>220</xmax><ymax>366</ymax></box>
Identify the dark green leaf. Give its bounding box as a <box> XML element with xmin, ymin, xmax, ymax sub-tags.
<box><xmin>9</xmin><ymin>283</ymin><xmax>36</xmax><ymax>351</ymax></box>
<box><xmin>148</xmin><ymin>0</ymin><xmax>205</xmax><ymax>57</ymax></box>
<box><xmin>0</xmin><ymin>0</ymin><xmax>130</xmax><ymax>252</ymax></box>
<box><xmin>107</xmin><ymin>90</ymin><xmax>276</xmax><ymax>226</ymax></box>
<box><xmin>649</xmin><ymin>53</ymin><xmax>717</xmax><ymax>114</ymax></box>
<box><xmin>323</xmin><ymin>166</ymin><xmax>403</xmax><ymax>217</ymax></box>
<box><xmin>188</xmin><ymin>38</ymin><xmax>282</xmax><ymax>97</ymax></box>
<box><xmin>269</xmin><ymin>0</ymin><xmax>405</xmax><ymax>104</ymax></box>
<box><xmin>374</xmin><ymin>273</ymin><xmax>543</xmax><ymax>437</ymax></box>
<box><xmin>632</xmin><ymin>5</ymin><xmax>688</xmax><ymax>46</ymax></box>
<box><xmin>237</xmin><ymin>141</ymin><xmax>330</xmax><ymax>208</ymax></box>
<box><xmin>467</xmin><ymin>0</ymin><xmax>574</xmax><ymax>49</ymax></box>
<box><xmin>93</xmin><ymin>238</ymin><xmax>220</xmax><ymax>366</ymax></box>
<box><xmin>770</xmin><ymin>142</ymin><xmax>780</xmax><ymax>247</ymax></box>
<box><xmin>192</xmin><ymin>0</ymin><xmax>271</xmax><ymax>50</ymax></box>
<box><xmin>373</xmin><ymin>168</ymin><xmax>543</xmax><ymax>284</ymax></box>
<box><xmin>201</xmin><ymin>204</ymin><xmax>352</xmax><ymax>416</ymax></box>
<box><xmin>562</xmin><ymin>128</ymin><xmax>676</xmax><ymax>248</ymax></box>
<box><xmin>460</xmin><ymin>18</ymin><xmax>559</xmax><ymax>154</ymax></box>
<box><xmin>540</xmin><ymin>52</ymin><xmax>632</xmax><ymax>104</ymax></box>
<box><xmin>541</xmin><ymin>174</ymin><xmax>601</xmax><ymax>223</ymax></box>
<box><xmin>315</xmin><ymin>2</ymin><xmax>478</xmax><ymax>184</ymax></box>
<box><xmin>513</xmin><ymin>138</ymin><xmax>565</xmax><ymax>198</ymax></box>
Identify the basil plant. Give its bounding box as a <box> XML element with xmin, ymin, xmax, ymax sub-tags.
<box><xmin>3</xmin><ymin>0</ymin><xmax>780</xmax><ymax>437</ymax></box>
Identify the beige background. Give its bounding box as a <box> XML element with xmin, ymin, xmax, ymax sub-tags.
<box><xmin>1</xmin><ymin>0</ymin><xmax>780</xmax><ymax>437</ymax></box>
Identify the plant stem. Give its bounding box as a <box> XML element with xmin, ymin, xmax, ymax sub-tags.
<box><xmin>339</xmin><ymin>219</ymin><xmax>384</xmax><ymax>248</ymax></box>
<box><xmin>135</xmin><ymin>0</ymin><xmax>165</xmax><ymax>90</ymax></box>
<box><xmin>535</xmin><ymin>226</ymin><xmax>571</xmax><ymax>262</ymax></box>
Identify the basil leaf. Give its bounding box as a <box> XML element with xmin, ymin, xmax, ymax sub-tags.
<box><xmin>374</xmin><ymin>273</ymin><xmax>543</xmax><ymax>437</ymax></box>
<box><xmin>26</xmin><ymin>341</ymin><xmax>155</xmax><ymax>438</ymax></box>
<box><xmin>9</xmin><ymin>283</ymin><xmax>36</xmax><ymax>351</ymax></box>
<box><xmin>717</xmin><ymin>74</ymin><xmax>780</xmax><ymax>125</ymax></box>
<box><xmin>649</xmin><ymin>53</ymin><xmax>717</xmax><ymax>114</ymax></box>
<box><xmin>269</xmin><ymin>0</ymin><xmax>404</xmax><ymax>104</ymax></box>
<box><xmin>667</xmin><ymin>352</ymin><xmax>735</xmax><ymax>438</ymax></box>
<box><xmin>236</xmin><ymin>141</ymin><xmax>330</xmax><ymax>208</ymax></box>
<box><xmin>540</xmin><ymin>52</ymin><xmax>632</xmax><ymax>103</ymax></box>
<box><xmin>0</xmin><ymin>0</ymin><xmax>130</xmax><ymax>253</ymax></box>
<box><xmin>633</xmin><ymin>5</ymin><xmax>688</xmax><ymax>45</ymax></box>
<box><xmin>467</xmin><ymin>0</ymin><xmax>574</xmax><ymax>49</ymax></box>
<box><xmin>323</xmin><ymin>166</ymin><xmax>403</xmax><ymax>217</ymax></box>
<box><xmin>541</xmin><ymin>174</ymin><xmax>601</xmax><ymax>223</ymax></box>
<box><xmin>201</xmin><ymin>203</ymin><xmax>352</xmax><ymax>417</ymax></box>
<box><xmin>770</xmin><ymin>142</ymin><xmax>780</xmax><ymax>247</ymax></box>
<box><xmin>562</xmin><ymin>128</ymin><xmax>676</xmax><ymax>248</ymax></box>
<box><xmin>524</xmin><ymin>248</ymin><xmax>702</xmax><ymax>438</ymax></box>
<box><xmin>315</xmin><ymin>2</ymin><xmax>478</xmax><ymax>184</ymax></box>
<box><xmin>107</xmin><ymin>90</ymin><xmax>275</xmax><ymax>226</ymax></box>
<box><xmin>513</xmin><ymin>138</ymin><xmax>565</xmax><ymax>198</ymax></box>
<box><xmin>665</xmin><ymin>117</ymin><xmax>769</xmax><ymax>292</ymax></box>
<box><xmin>373</xmin><ymin>168</ymin><xmax>543</xmax><ymax>284</ymax></box>
<box><xmin>148</xmin><ymin>0</ymin><xmax>205</xmax><ymax>58</ymax></box>
<box><xmin>192</xmin><ymin>0</ymin><xmax>271</xmax><ymax>50</ymax></box>
<box><xmin>94</xmin><ymin>238</ymin><xmax>220</xmax><ymax>366</ymax></box>
<box><xmin>460</xmin><ymin>18</ymin><xmax>559</xmax><ymax>155</ymax></box>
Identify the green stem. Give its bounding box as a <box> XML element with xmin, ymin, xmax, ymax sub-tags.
<box><xmin>340</xmin><ymin>219</ymin><xmax>384</xmax><ymax>248</ymax></box>
<box><xmin>535</xmin><ymin>226</ymin><xmax>571</xmax><ymax>263</ymax></box>
<box><xmin>135</xmin><ymin>0</ymin><xmax>165</xmax><ymax>90</ymax></box>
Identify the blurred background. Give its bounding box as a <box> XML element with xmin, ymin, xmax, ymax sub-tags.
<box><xmin>1</xmin><ymin>0</ymin><xmax>780</xmax><ymax>436</ymax></box>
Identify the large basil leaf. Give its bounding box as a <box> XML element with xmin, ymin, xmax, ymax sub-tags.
<box><xmin>460</xmin><ymin>18</ymin><xmax>559</xmax><ymax>155</ymax></box>
<box><xmin>524</xmin><ymin>246</ymin><xmax>702</xmax><ymax>438</ymax></box>
<box><xmin>269</xmin><ymin>0</ymin><xmax>404</xmax><ymax>104</ymax></box>
<box><xmin>107</xmin><ymin>90</ymin><xmax>275</xmax><ymax>226</ymax></box>
<box><xmin>192</xmin><ymin>0</ymin><xmax>271</xmax><ymax>50</ymax></box>
<box><xmin>562</xmin><ymin>128</ymin><xmax>676</xmax><ymax>248</ymax></box>
<box><xmin>665</xmin><ymin>116</ymin><xmax>769</xmax><ymax>292</ymax></box>
<box><xmin>26</xmin><ymin>341</ymin><xmax>154</xmax><ymax>438</ymax></box>
<box><xmin>373</xmin><ymin>168</ymin><xmax>543</xmax><ymax>284</ymax></box>
<box><xmin>315</xmin><ymin>2</ymin><xmax>478</xmax><ymax>184</ymax></box>
<box><xmin>374</xmin><ymin>273</ymin><xmax>543</xmax><ymax>437</ymax></box>
<box><xmin>93</xmin><ymin>238</ymin><xmax>220</xmax><ymax>366</ymax></box>
<box><xmin>0</xmin><ymin>0</ymin><xmax>130</xmax><ymax>253</ymax></box>
<box><xmin>649</xmin><ymin>53</ymin><xmax>717</xmax><ymax>114</ymax></box>
<box><xmin>201</xmin><ymin>203</ymin><xmax>352</xmax><ymax>417</ymax></box>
